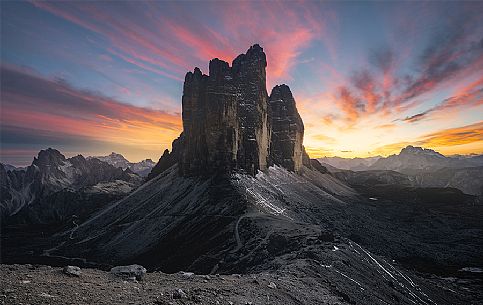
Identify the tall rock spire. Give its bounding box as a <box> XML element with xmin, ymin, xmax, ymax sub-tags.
<box><xmin>268</xmin><ymin>84</ymin><xmax>304</xmax><ymax>172</ymax></box>
<box><xmin>149</xmin><ymin>44</ymin><xmax>306</xmax><ymax>179</ymax></box>
<box><xmin>180</xmin><ymin>44</ymin><xmax>270</xmax><ymax>176</ymax></box>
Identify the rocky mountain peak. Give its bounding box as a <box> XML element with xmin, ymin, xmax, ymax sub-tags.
<box><xmin>179</xmin><ymin>44</ymin><xmax>271</xmax><ymax>176</ymax></box>
<box><xmin>209</xmin><ymin>58</ymin><xmax>230</xmax><ymax>79</ymax></box>
<box><xmin>109</xmin><ymin>152</ymin><xmax>125</xmax><ymax>158</ymax></box>
<box><xmin>33</xmin><ymin>148</ymin><xmax>66</xmax><ymax>168</ymax></box>
<box><xmin>86</xmin><ymin>152</ymin><xmax>155</xmax><ymax>177</ymax></box>
<box><xmin>270</xmin><ymin>84</ymin><xmax>291</xmax><ymax>96</ymax></box>
<box><xmin>138</xmin><ymin>159</ymin><xmax>155</xmax><ymax>165</ymax></box>
<box><xmin>0</xmin><ymin>163</ymin><xmax>19</xmax><ymax>172</ymax></box>
<box><xmin>231</xmin><ymin>44</ymin><xmax>267</xmax><ymax>80</ymax></box>
<box><xmin>233</xmin><ymin>44</ymin><xmax>266</xmax><ymax>66</ymax></box>
<box><xmin>399</xmin><ymin>145</ymin><xmax>444</xmax><ymax>157</ymax></box>
<box><xmin>151</xmin><ymin>44</ymin><xmax>305</xmax><ymax>178</ymax></box>
<box><xmin>400</xmin><ymin>145</ymin><xmax>422</xmax><ymax>154</ymax></box>
<box><xmin>108</xmin><ymin>152</ymin><xmax>129</xmax><ymax>161</ymax></box>
<box><xmin>268</xmin><ymin>84</ymin><xmax>304</xmax><ymax>171</ymax></box>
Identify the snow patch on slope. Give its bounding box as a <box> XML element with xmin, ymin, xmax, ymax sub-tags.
<box><xmin>233</xmin><ymin>166</ymin><xmax>348</xmax><ymax>221</ymax></box>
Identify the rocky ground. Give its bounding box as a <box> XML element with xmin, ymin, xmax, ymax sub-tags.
<box><xmin>2</xmin><ymin>166</ymin><xmax>483</xmax><ymax>304</ymax></box>
<box><xmin>2</xmin><ymin>257</ymin><xmax>483</xmax><ymax>305</ymax></box>
<box><xmin>0</xmin><ymin>264</ymin><xmax>353</xmax><ymax>305</ymax></box>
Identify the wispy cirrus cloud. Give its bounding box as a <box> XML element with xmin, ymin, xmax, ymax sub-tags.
<box><xmin>419</xmin><ymin>121</ymin><xmax>483</xmax><ymax>148</ymax></box>
<box><xmin>310</xmin><ymin>134</ymin><xmax>336</xmax><ymax>144</ymax></box>
<box><xmin>318</xmin><ymin>4</ymin><xmax>483</xmax><ymax>126</ymax></box>
<box><xmin>2</xmin><ymin>1</ymin><xmax>482</xmax><ymax>162</ymax></box>
<box><xmin>401</xmin><ymin>77</ymin><xmax>483</xmax><ymax>123</ymax></box>
<box><xmin>30</xmin><ymin>1</ymin><xmax>326</xmax><ymax>87</ymax></box>
<box><xmin>402</xmin><ymin>112</ymin><xmax>430</xmax><ymax>123</ymax></box>
<box><xmin>1</xmin><ymin>65</ymin><xmax>182</xmax><ymax>163</ymax></box>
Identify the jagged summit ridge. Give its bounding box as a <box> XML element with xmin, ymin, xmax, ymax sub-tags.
<box><xmin>87</xmin><ymin>152</ymin><xmax>155</xmax><ymax>176</ymax></box>
<box><xmin>151</xmin><ymin>44</ymin><xmax>304</xmax><ymax>178</ymax></box>
<box><xmin>180</xmin><ymin>44</ymin><xmax>269</xmax><ymax>176</ymax></box>
<box><xmin>0</xmin><ymin>148</ymin><xmax>141</xmax><ymax>220</ymax></box>
<box><xmin>399</xmin><ymin>145</ymin><xmax>444</xmax><ymax>157</ymax></box>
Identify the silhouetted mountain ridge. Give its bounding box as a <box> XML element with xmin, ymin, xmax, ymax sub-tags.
<box><xmin>87</xmin><ymin>152</ymin><xmax>156</xmax><ymax>177</ymax></box>
<box><xmin>368</xmin><ymin>145</ymin><xmax>481</xmax><ymax>173</ymax></box>
<box><xmin>320</xmin><ymin>146</ymin><xmax>482</xmax><ymax>173</ymax></box>
<box><xmin>319</xmin><ymin>146</ymin><xmax>483</xmax><ymax>195</ymax></box>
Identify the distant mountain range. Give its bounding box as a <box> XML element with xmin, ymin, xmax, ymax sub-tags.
<box><xmin>87</xmin><ymin>152</ymin><xmax>156</xmax><ymax>177</ymax></box>
<box><xmin>320</xmin><ymin>145</ymin><xmax>483</xmax><ymax>195</ymax></box>
<box><xmin>1</xmin><ymin>164</ymin><xmax>25</xmax><ymax>172</ymax></box>
<box><xmin>0</xmin><ymin>148</ymin><xmax>142</xmax><ymax>223</ymax></box>
<box><xmin>319</xmin><ymin>146</ymin><xmax>482</xmax><ymax>173</ymax></box>
<box><xmin>369</xmin><ymin>146</ymin><xmax>483</xmax><ymax>174</ymax></box>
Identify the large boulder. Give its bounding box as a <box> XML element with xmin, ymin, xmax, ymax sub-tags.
<box><xmin>62</xmin><ymin>265</ymin><xmax>81</xmax><ymax>277</ymax></box>
<box><xmin>110</xmin><ymin>264</ymin><xmax>146</xmax><ymax>281</ymax></box>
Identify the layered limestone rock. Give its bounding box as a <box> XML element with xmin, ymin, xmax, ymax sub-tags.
<box><xmin>149</xmin><ymin>44</ymin><xmax>307</xmax><ymax>179</ymax></box>
<box><xmin>180</xmin><ymin>44</ymin><xmax>269</xmax><ymax>176</ymax></box>
<box><xmin>268</xmin><ymin>85</ymin><xmax>304</xmax><ymax>172</ymax></box>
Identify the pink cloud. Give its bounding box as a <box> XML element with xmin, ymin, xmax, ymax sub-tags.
<box><xmin>1</xmin><ymin>65</ymin><xmax>182</xmax><ymax>147</ymax></box>
<box><xmin>31</xmin><ymin>1</ymin><xmax>326</xmax><ymax>88</ymax></box>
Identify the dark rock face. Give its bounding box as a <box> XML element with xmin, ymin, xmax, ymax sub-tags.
<box><xmin>147</xmin><ymin>134</ymin><xmax>184</xmax><ymax>180</ymax></box>
<box><xmin>150</xmin><ymin>44</ymin><xmax>306</xmax><ymax>179</ymax></box>
<box><xmin>268</xmin><ymin>85</ymin><xmax>304</xmax><ymax>172</ymax></box>
<box><xmin>302</xmin><ymin>146</ymin><xmax>312</xmax><ymax>168</ymax></box>
<box><xmin>63</xmin><ymin>265</ymin><xmax>81</xmax><ymax>277</ymax></box>
<box><xmin>232</xmin><ymin>45</ymin><xmax>270</xmax><ymax>175</ymax></box>
<box><xmin>309</xmin><ymin>159</ymin><xmax>329</xmax><ymax>174</ymax></box>
<box><xmin>180</xmin><ymin>44</ymin><xmax>269</xmax><ymax>176</ymax></box>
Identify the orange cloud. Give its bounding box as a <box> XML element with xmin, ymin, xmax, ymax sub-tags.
<box><xmin>32</xmin><ymin>1</ymin><xmax>325</xmax><ymax>88</ymax></box>
<box><xmin>372</xmin><ymin>121</ymin><xmax>483</xmax><ymax>156</ymax></box>
<box><xmin>311</xmin><ymin>134</ymin><xmax>336</xmax><ymax>144</ymax></box>
<box><xmin>418</xmin><ymin>121</ymin><xmax>483</xmax><ymax>147</ymax></box>
<box><xmin>336</xmin><ymin>87</ymin><xmax>361</xmax><ymax>122</ymax></box>
<box><xmin>401</xmin><ymin>76</ymin><xmax>483</xmax><ymax>123</ymax></box>
<box><xmin>303</xmin><ymin>146</ymin><xmax>335</xmax><ymax>159</ymax></box>
<box><xmin>1</xmin><ymin>65</ymin><xmax>182</xmax><ymax>162</ymax></box>
<box><xmin>376</xmin><ymin>123</ymin><xmax>397</xmax><ymax>130</ymax></box>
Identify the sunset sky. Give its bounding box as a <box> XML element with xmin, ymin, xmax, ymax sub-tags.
<box><xmin>1</xmin><ymin>1</ymin><xmax>482</xmax><ymax>166</ymax></box>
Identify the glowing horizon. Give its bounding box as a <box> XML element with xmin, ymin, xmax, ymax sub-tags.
<box><xmin>1</xmin><ymin>1</ymin><xmax>482</xmax><ymax>166</ymax></box>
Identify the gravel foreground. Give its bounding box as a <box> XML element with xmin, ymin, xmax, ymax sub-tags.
<box><xmin>0</xmin><ymin>264</ymin><xmax>346</xmax><ymax>305</ymax></box>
